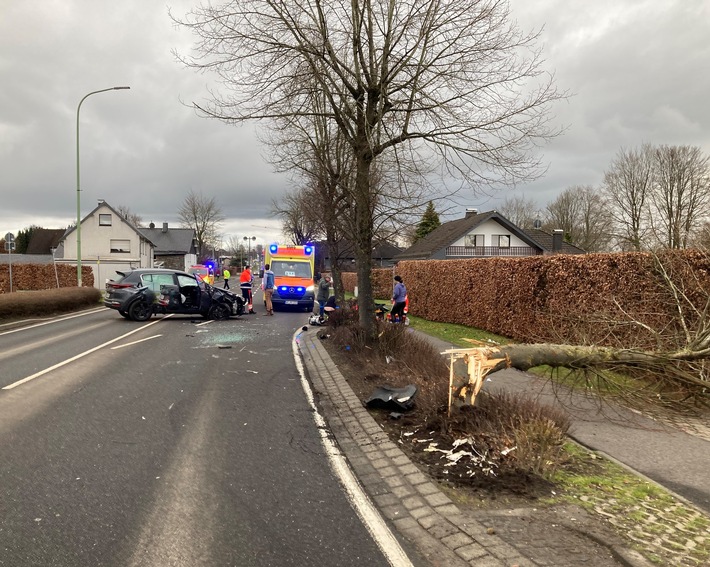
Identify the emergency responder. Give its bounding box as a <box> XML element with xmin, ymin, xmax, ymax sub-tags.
<box><xmin>240</xmin><ymin>264</ymin><xmax>255</xmax><ymax>314</ymax></box>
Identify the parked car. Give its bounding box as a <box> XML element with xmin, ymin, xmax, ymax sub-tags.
<box><xmin>104</xmin><ymin>268</ymin><xmax>245</xmax><ymax>321</ymax></box>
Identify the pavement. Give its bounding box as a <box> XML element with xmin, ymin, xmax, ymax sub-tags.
<box><xmin>296</xmin><ymin>326</ymin><xmax>679</xmax><ymax>567</ymax></box>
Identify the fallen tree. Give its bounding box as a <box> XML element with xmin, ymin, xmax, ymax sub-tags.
<box><xmin>447</xmin><ymin>342</ymin><xmax>710</xmax><ymax>411</ymax></box>
<box><xmin>446</xmin><ymin>252</ymin><xmax>710</xmax><ymax>412</ymax></box>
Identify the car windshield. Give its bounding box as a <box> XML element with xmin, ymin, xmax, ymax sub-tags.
<box><xmin>272</xmin><ymin>260</ymin><xmax>312</xmax><ymax>278</ymax></box>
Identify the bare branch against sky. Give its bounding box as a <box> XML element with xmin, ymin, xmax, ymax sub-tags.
<box><xmin>1</xmin><ymin>0</ymin><xmax>709</xmax><ymax>242</ymax></box>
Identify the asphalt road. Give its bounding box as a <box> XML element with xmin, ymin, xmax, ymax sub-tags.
<box><xmin>0</xmin><ymin>307</ymin><xmax>416</xmax><ymax>566</ymax></box>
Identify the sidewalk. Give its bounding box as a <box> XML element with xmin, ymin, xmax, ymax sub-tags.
<box><xmin>297</xmin><ymin>327</ymin><xmax>655</xmax><ymax>567</ymax></box>
<box><xmin>412</xmin><ymin>330</ymin><xmax>710</xmax><ymax>516</ymax></box>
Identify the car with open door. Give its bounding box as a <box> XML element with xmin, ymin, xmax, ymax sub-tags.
<box><xmin>104</xmin><ymin>268</ymin><xmax>244</xmax><ymax>321</ymax></box>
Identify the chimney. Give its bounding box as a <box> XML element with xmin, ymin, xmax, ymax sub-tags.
<box><xmin>465</xmin><ymin>208</ymin><xmax>479</xmax><ymax>219</ymax></box>
<box><xmin>552</xmin><ymin>229</ymin><xmax>563</xmax><ymax>253</ymax></box>
<box><xmin>162</xmin><ymin>222</ymin><xmax>168</xmax><ymax>233</ymax></box>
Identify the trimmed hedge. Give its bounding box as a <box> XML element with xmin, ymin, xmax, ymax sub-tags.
<box><xmin>0</xmin><ymin>263</ymin><xmax>94</xmax><ymax>293</ymax></box>
<box><xmin>343</xmin><ymin>251</ymin><xmax>710</xmax><ymax>349</ymax></box>
<box><xmin>0</xmin><ymin>287</ymin><xmax>102</xmax><ymax>319</ymax></box>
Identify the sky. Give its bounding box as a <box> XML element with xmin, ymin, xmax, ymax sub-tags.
<box><xmin>1</xmin><ymin>0</ymin><xmax>709</xmax><ymax>246</ymax></box>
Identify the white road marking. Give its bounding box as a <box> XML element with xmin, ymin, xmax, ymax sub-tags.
<box><xmin>0</xmin><ymin>307</ymin><xmax>107</xmax><ymax>335</ymax></box>
<box><xmin>2</xmin><ymin>317</ymin><xmax>167</xmax><ymax>390</ymax></box>
<box><xmin>195</xmin><ymin>320</ymin><xmax>213</xmax><ymax>327</ymax></box>
<box><xmin>292</xmin><ymin>330</ymin><xmax>414</xmax><ymax>567</ymax></box>
<box><xmin>110</xmin><ymin>335</ymin><xmax>162</xmax><ymax>349</ymax></box>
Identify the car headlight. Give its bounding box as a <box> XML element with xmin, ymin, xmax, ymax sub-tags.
<box><xmin>306</xmin><ymin>285</ymin><xmax>315</xmax><ymax>292</ymax></box>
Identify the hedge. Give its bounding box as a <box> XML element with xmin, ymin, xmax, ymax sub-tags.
<box><xmin>0</xmin><ymin>264</ymin><xmax>94</xmax><ymax>293</ymax></box>
<box><xmin>342</xmin><ymin>251</ymin><xmax>710</xmax><ymax>349</ymax></box>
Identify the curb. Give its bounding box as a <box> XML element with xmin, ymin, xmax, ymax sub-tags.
<box><xmin>297</xmin><ymin>327</ymin><xmax>654</xmax><ymax>567</ymax></box>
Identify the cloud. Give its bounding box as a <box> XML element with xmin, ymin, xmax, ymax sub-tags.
<box><xmin>2</xmin><ymin>0</ymin><xmax>709</xmax><ymax>237</ymax></box>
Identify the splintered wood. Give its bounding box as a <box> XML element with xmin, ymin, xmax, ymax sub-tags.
<box><xmin>445</xmin><ymin>345</ymin><xmax>509</xmax><ymax>416</ymax></box>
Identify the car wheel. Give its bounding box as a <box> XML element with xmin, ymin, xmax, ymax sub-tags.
<box><xmin>128</xmin><ymin>301</ymin><xmax>153</xmax><ymax>322</ymax></box>
<box><xmin>118</xmin><ymin>310</ymin><xmax>130</xmax><ymax>319</ymax></box>
<box><xmin>209</xmin><ymin>303</ymin><xmax>230</xmax><ymax>320</ymax></box>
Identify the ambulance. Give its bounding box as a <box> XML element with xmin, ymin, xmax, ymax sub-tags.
<box><xmin>264</xmin><ymin>243</ymin><xmax>315</xmax><ymax>311</ymax></box>
<box><xmin>188</xmin><ymin>264</ymin><xmax>214</xmax><ymax>285</ymax></box>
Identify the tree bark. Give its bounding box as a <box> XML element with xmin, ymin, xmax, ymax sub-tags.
<box><xmin>448</xmin><ymin>342</ymin><xmax>710</xmax><ymax>409</ymax></box>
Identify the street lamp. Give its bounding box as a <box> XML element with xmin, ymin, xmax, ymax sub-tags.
<box><xmin>243</xmin><ymin>236</ymin><xmax>256</xmax><ymax>265</ymax></box>
<box><xmin>76</xmin><ymin>86</ymin><xmax>130</xmax><ymax>287</ymax></box>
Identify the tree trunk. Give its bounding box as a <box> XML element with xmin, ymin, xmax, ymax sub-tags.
<box><xmin>448</xmin><ymin>342</ymin><xmax>710</xmax><ymax>409</ymax></box>
<box><xmin>354</xmin><ymin>152</ymin><xmax>375</xmax><ymax>336</ymax></box>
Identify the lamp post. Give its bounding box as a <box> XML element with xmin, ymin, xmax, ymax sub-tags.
<box><xmin>243</xmin><ymin>236</ymin><xmax>256</xmax><ymax>265</ymax></box>
<box><xmin>76</xmin><ymin>86</ymin><xmax>130</xmax><ymax>287</ymax></box>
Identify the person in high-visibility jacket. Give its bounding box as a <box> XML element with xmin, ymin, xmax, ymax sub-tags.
<box><xmin>240</xmin><ymin>265</ymin><xmax>255</xmax><ymax>314</ymax></box>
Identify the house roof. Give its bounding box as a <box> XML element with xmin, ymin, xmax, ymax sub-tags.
<box><xmin>395</xmin><ymin>210</ymin><xmax>585</xmax><ymax>260</ymax></box>
<box><xmin>138</xmin><ymin>225</ymin><xmax>197</xmax><ymax>255</ymax></box>
<box><xmin>521</xmin><ymin>228</ymin><xmax>586</xmax><ymax>255</ymax></box>
<box><xmin>395</xmin><ymin>210</ymin><xmax>534</xmax><ymax>260</ymax></box>
<box><xmin>61</xmin><ymin>200</ymin><xmax>156</xmax><ymax>246</ymax></box>
<box><xmin>25</xmin><ymin>228</ymin><xmax>65</xmax><ymax>254</ymax></box>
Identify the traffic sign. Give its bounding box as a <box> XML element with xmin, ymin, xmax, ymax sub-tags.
<box><xmin>4</xmin><ymin>232</ymin><xmax>15</xmax><ymax>251</ymax></box>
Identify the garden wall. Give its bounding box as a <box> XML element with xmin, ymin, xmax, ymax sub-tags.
<box><xmin>0</xmin><ymin>264</ymin><xmax>94</xmax><ymax>293</ymax></box>
<box><xmin>342</xmin><ymin>251</ymin><xmax>710</xmax><ymax>348</ymax></box>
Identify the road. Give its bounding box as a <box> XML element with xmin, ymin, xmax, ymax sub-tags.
<box><xmin>0</xmin><ymin>307</ymin><xmax>418</xmax><ymax>566</ymax></box>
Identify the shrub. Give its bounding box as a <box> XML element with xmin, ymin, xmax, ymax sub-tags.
<box><xmin>0</xmin><ymin>287</ymin><xmax>102</xmax><ymax>319</ymax></box>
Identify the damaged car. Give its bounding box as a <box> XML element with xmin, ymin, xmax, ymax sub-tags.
<box><xmin>104</xmin><ymin>268</ymin><xmax>245</xmax><ymax>321</ymax></box>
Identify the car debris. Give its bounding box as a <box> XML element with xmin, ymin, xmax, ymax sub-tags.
<box><xmin>364</xmin><ymin>384</ymin><xmax>418</xmax><ymax>411</ymax></box>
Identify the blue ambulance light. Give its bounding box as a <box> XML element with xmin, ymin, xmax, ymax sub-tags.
<box><xmin>296</xmin><ymin>287</ymin><xmax>304</xmax><ymax>292</ymax></box>
<box><xmin>269</xmin><ymin>244</ymin><xmax>278</xmax><ymax>254</ymax></box>
<box><xmin>304</xmin><ymin>245</ymin><xmax>313</xmax><ymax>255</ymax></box>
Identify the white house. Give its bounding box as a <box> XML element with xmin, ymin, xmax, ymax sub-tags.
<box><xmin>56</xmin><ymin>200</ymin><xmax>156</xmax><ymax>288</ymax></box>
<box><xmin>395</xmin><ymin>209</ymin><xmax>585</xmax><ymax>261</ymax></box>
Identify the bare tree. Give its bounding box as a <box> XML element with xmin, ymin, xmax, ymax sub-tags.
<box><xmin>545</xmin><ymin>185</ymin><xmax>613</xmax><ymax>251</ymax></box>
<box><xmin>174</xmin><ymin>0</ymin><xmax>563</xmax><ymax>335</ymax></box>
<box><xmin>272</xmin><ymin>190</ymin><xmax>322</xmax><ymax>245</ymax></box>
<box><xmin>497</xmin><ymin>194</ymin><xmax>542</xmax><ymax>229</ymax></box>
<box><xmin>602</xmin><ymin>145</ymin><xmax>654</xmax><ymax>251</ymax></box>
<box><xmin>649</xmin><ymin>145</ymin><xmax>710</xmax><ymax>249</ymax></box>
<box><xmin>115</xmin><ymin>205</ymin><xmax>143</xmax><ymax>227</ymax></box>
<box><xmin>177</xmin><ymin>190</ymin><xmax>225</xmax><ymax>258</ymax></box>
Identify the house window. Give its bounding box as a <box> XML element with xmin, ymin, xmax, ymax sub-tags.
<box><xmin>99</xmin><ymin>214</ymin><xmax>112</xmax><ymax>226</ymax></box>
<box><xmin>110</xmin><ymin>239</ymin><xmax>131</xmax><ymax>253</ymax></box>
<box><xmin>464</xmin><ymin>234</ymin><xmax>484</xmax><ymax>247</ymax></box>
<box><xmin>497</xmin><ymin>235</ymin><xmax>511</xmax><ymax>248</ymax></box>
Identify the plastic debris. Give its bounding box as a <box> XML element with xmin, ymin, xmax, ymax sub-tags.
<box><xmin>365</xmin><ymin>384</ymin><xmax>418</xmax><ymax>411</ymax></box>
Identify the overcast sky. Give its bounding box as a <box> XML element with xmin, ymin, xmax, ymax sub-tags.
<box><xmin>2</xmin><ymin>1</ymin><xmax>709</xmax><ymax>246</ymax></box>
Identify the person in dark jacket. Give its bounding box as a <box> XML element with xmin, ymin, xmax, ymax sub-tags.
<box><xmin>391</xmin><ymin>275</ymin><xmax>407</xmax><ymax>323</ymax></box>
<box><xmin>316</xmin><ymin>274</ymin><xmax>331</xmax><ymax>318</ymax></box>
